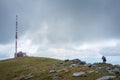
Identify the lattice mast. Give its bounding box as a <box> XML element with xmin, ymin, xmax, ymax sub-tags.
<box><xmin>15</xmin><ymin>15</ymin><xmax>18</xmax><ymax>58</ymax></box>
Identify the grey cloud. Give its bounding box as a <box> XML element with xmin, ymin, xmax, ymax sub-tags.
<box><xmin>0</xmin><ymin>0</ymin><xmax>120</xmax><ymax>61</ymax></box>
<box><xmin>100</xmin><ymin>46</ymin><xmax>120</xmax><ymax>56</ymax></box>
<box><xmin>1</xmin><ymin>0</ymin><xmax>120</xmax><ymax>44</ymax></box>
<box><xmin>14</xmin><ymin>0</ymin><xmax>119</xmax><ymax>48</ymax></box>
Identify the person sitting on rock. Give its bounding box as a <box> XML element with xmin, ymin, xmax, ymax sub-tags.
<box><xmin>102</xmin><ymin>56</ymin><xmax>106</xmax><ymax>63</ymax></box>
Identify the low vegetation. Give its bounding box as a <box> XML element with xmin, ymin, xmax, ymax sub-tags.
<box><xmin>0</xmin><ymin>57</ymin><xmax>119</xmax><ymax>80</ymax></box>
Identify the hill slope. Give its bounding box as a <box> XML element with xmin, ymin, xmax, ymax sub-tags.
<box><xmin>0</xmin><ymin>57</ymin><xmax>120</xmax><ymax>80</ymax></box>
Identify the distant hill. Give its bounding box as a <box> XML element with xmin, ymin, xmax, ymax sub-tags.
<box><xmin>0</xmin><ymin>57</ymin><xmax>119</xmax><ymax>80</ymax></box>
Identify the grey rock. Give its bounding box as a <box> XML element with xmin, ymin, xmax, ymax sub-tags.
<box><xmin>107</xmin><ymin>70</ymin><xmax>115</xmax><ymax>75</ymax></box>
<box><xmin>72</xmin><ymin>59</ymin><xmax>81</xmax><ymax>64</ymax></box>
<box><xmin>50</xmin><ymin>69</ymin><xmax>68</xmax><ymax>73</ymax></box>
<box><xmin>114</xmin><ymin>65</ymin><xmax>120</xmax><ymax>67</ymax></box>
<box><xmin>64</xmin><ymin>59</ymin><xmax>69</xmax><ymax>62</ymax></box>
<box><xmin>106</xmin><ymin>67</ymin><xmax>112</xmax><ymax>71</ymax></box>
<box><xmin>80</xmin><ymin>61</ymin><xmax>86</xmax><ymax>65</ymax></box>
<box><xmin>96</xmin><ymin>76</ymin><xmax>116</xmax><ymax>80</ymax></box>
<box><xmin>56</xmin><ymin>62</ymin><xmax>63</xmax><ymax>67</ymax></box>
<box><xmin>112</xmin><ymin>68</ymin><xmax>120</xmax><ymax>74</ymax></box>
<box><xmin>92</xmin><ymin>64</ymin><xmax>98</xmax><ymax>67</ymax></box>
<box><xmin>98</xmin><ymin>67</ymin><xmax>104</xmax><ymax>69</ymax></box>
<box><xmin>53</xmin><ymin>74</ymin><xmax>60</xmax><ymax>79</ymax></box>
<box><xmin>57</xmin><ymin>69</ymin><xmax>68</xmax><ymax>73</ymax></box>
<box><xmin>105</xmin><ymin>67</ymin><xmax>115</xmax><ymax>75</ymax></box>
<box><xmin>24</xmin><ymin>73</ymin><xmax>34</xmax><ymax>80</ymax></box>
<box><xmin>85</xmin><ymin>63</ymin><xmax>92</xmax><ymax>67</ymax></box>
<box><xmin>87</xmin><ymin>70</ymin><xmax>95</xmax><ymax>73</ymax></box>
<box><xmin>49</xmin><ymin>70</ymin><xmax>57</xmax><ymax>73</ymax></box>
<box><xmin>46</xmin><ymin>64</ymin><xmax>52</xmax><ymax>67</ymax></box>
<box><xmin>95</xmin><ymin>71</ymin><xmax>99</xmax><ymax>73</ymax></box>
<box><xmin>106</xmin><ymin>68</ymin><xmax>120</xmax><ymax>75</ymax></box>
<box><xmin>73</xmin><ymin>72</ymin><xmax>86</xmax><ymax>77</ymax></box>
<box><xmin>92</xmin><ymin>63</ymin><xmax>99</xmax><ymax>67</ymax></box>
<box><xmin>87</xmin><ymin>70</ymin><xmax>99</xmax><ymax>74</ymax></box>
<box><xmin>72</xmin><ymin>59</ymin><xmax>86</xmax><ymax>65</ymax></box>
<box><xmin>70</xmin><ymin>64</ymin><xmax>78</xmax><ymax>67</ymax></box>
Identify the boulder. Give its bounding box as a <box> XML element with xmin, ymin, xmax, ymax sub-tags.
<box><xmin>106</xmin><ymin>67</ymin><xmax>120</xmax><ymax>75</ymax></box>
<box><xmin>53</xmin><ymin>74</ymin><xmax>60</xmax><ymax>79</ymax></box>
<box><xmin>49</xmin><ymin>70</ymin><xmax>57</xmax><ymax>73</ymax></box>
<box><xmin>70</xmin><ymin>64</ymin><xmax>78</xmax><ymax>67</ymax></box>
<box><xmin>56</xmin><ymin>62</ymin><xmax>63</xmax><ymax>67</ymax></box>
<box><xmin>57</xmin><ymin>69</ymin><xmax>68</xmax><ymax>73</ymax></box>
<box><xmin>94</xmin><ymin>71</ymin><xmax>99</xmax><ymax>73</ymax></box>
<box><xmin>49</xmin><ymin>69</ymin><xmax>68</xmax><ymax>73</ymax></box>
<box><xmin>72</xmin><ymin>59</ymin><xmax>81</xmax><ymax>64</ymax></box>
<box><xmin>64</xmin><ymin>59</ymin><xmax>69</xmax><ymax>62</ymax></box>
<box><xmin>24</xmin><ymin>73</ymin><xmax>34</xmax><ymax>80</ymax></box>
<box><xmin>87</xmin><ymin>70</ymin><xmax>95</xmax><ymax>73</ymax></box>
<box><xmin>98</xmin><ymin>67</ymin><xmax>104</xmax><ymax>69</ymax></box>
<box><xmin>73</xmin><ymin>72</ymin><xmax>86</xmax><ymax>77</ymax></box>
<box><xmin>72</xmin><ymin>59</ymin><xmax>86</xmax><ymax>65</ymax></box>
<box><xmin>87</xmin><ymin>70</ymin><xmax>99</xmax><ymax>74</ymax></box>
<box><xmin>92</xmin><ymin>63</ymin><xmax>99</xmax><ymax>67</ymax></box>
<box><xmin>112</xmin><ymin>68</ymin><xmax>120</xmax><ymax>74</ymax></box>
<box><xmin>85</xmin><ymin>63</ymin><xmax>92</xmax><ymax>68</ymax></box>
<box><xmin>105</xmin><ymin>67</ymin><xmax>112</xmax><ymax>71</ymax></box>
<box><xmin>114</xmin><ymin>65</ymin><xmax>120</xmax><ymax>67</ymax></box>
<box><xmin>96</xmin><ymin>76</ymin><xmax>116</xmax><ymax>80</ymax></box>
<box><xmin>80</xmin><ymin>61</ymin><xmax>86</xmax><ymax>65</ymax></box>
<box><xmin>107</xmin><ymin>70</ymin><xmax>115</xmax><ymax>75</ymax></box>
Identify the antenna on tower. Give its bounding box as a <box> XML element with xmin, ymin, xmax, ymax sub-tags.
<box><xmin>15</xmin><ymin>15</ymin><xmax>18</xmax><ymax>58</ymax></box>
<box><xmin>14</xmin><ymin>15</ymin><xmax>27</xmax><ymax>58</ymax></box>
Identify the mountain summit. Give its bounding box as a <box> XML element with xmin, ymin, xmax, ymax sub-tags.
<box><xmin>0</xmin><ymin>57</ymin><xmax>120</xmax><ymax>80</ymax></box>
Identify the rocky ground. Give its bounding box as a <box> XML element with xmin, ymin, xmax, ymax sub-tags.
<box><xmin>0</xmin><ymin>57</ymin><xmax>120</xmax><ymax>80</ymax></box>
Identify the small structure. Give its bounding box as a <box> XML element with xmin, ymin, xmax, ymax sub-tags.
<box><xmin>15</xmin><ymin>51</ymin><xmax>27</xmax><ymax>58</ymax></box>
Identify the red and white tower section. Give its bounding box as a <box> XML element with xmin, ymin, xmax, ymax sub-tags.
<box><xmin>14</xmin><ymin>15</ymin><xmax>27</xmax><ymax>58</ymax></box>
<box><xmin>14</xmin><ymin>15</ymin><xmax>18</xmax><ymax>58</ymax></box>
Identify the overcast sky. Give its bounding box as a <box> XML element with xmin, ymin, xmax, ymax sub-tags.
<box><xmin>0</xmin><ymin>0</ymin><xmax>120</xmax><ymax>64</ymax></box>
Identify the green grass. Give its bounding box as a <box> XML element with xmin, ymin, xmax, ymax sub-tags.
<box><xmin>0</xmin><ymin>57</ymin><xmax>119</xmax><ymax>80</ymax></box>
<box><xmin>0</xmin><ymin>57</ymin><xmax>60</xmax><ymax>80</ymax></box>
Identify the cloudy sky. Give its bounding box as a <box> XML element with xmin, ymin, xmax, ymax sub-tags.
<box><xmin>0</xmin><ymin>0</ymin><xmax>120</xmax><ymax>64</ymax></box>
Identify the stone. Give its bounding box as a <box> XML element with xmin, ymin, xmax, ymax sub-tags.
<box><xmin>80</xmin><ymin>61</ymin><xmax>86</xmax><ymax>65</ymax></box>
<box><xmin>96</xmin><ymin>76</ymin><xmax>116</xmax><ymax>80</ymax></box>
<box><xmin>73</xmin><ymin>72</ymin><xmax>86</xmax><ymax>77</ymax></box>
<box><xmin>98</xmin><ymin>67</ymin><xmax>104</xmax><ymax>69</ymax></box>
<box><xmin>49</xmin><ymin>69</ymin><xmax>68</xmax><ymax>73</ymax></box>
<box><xmin>87</xmin><ymin>70</ymin><xmax>95</xmax><ymax>73</ymax></box>
<box><xmin>85</xmin><ymin>63</ymin><xmax>92</xmax><ymax>68</ymax></box>
<box><xmin>107</xmin><ymin>70</ymin><xmax>115</xmax><ymax>75</ymax></box>
<box><xmin>94</xmin><ymin>71</ymin><xmax>99</xmax><ymax>73</ymax></box>
<box><xmin>64</xmin><ymin>59</ymin><xmax>69</xmax><ymax>62</ymax></box>
<box><xmin>53</xmin><ymin>74</ymin><xmax>60</xmax><ymax>79</ymax></box>
<box><xmin>105</xmin><ymin>67</ymin><xmax>115</xmax><ymax>75</ymax></box>
<box><xmin>106</xmin><ymin>67</ymin><xmax>112</xmax><ymax>71</ymax></box>
<box><xmin>24</xmin><ymin>73</ymin><xmax>34</xmax><ymax>80</ymax></box>
<box><xmin>92</xmin><ymin>63</ymin><xmax>99</xmax><ymax>67</ymax></box>
<box><xmin>56</xmin><ymin>62</ymin><xmax>63</xmax><ymax>67</ymax></box>
<box><xmin>47</xmin><ymin>64</ymin><xmax>52</xmax><ymax>67</ymax></box>
<box><xmin>49</xmin><ymin>70</ymin><xmax>57</xmax><ymax>73</ymax></box>
<box><xmin>57</xmin><ymin>69</ymin><xmax>68</xmax><ymax>73</ymax></box>
<box><xmin>112</xmin><ymin>68</ymin><xmax>120</xmax><ymax>74</ymax></box>
<box><xmin>114</xmin><ymin>65</ymin><xmax>120</xmax><ymax>67</ymax></box>
<box><xmin>87</xmin><ymin>70</ymin><xmax>99</xmax><ymax>74</ymax></box>
<box><xmin>70</xmin><ymin>64</ymin><xmax>78</xmax><ymax>67</ymax></box>
<box><xmin>106</xmin><ymin>68</ymin><xmax>120</xmax><ymax>75</ymax></box>
<box><xmin>72</xmin><ymin>59</ymin><xmax>81</xmax><ymax>64</ymax></box>
<box><xmin>72</xmin><ymin>59</ymin><xmax>86</xmax><ymax>65</ymax></box>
